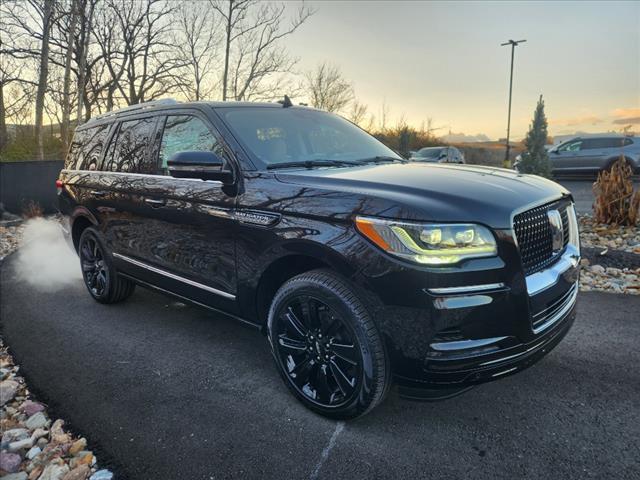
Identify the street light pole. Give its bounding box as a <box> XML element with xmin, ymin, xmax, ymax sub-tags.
<box><xmin>501</xmin><ymin>39</ymin><xmax>526</xmax><ymax>169</ymax></box>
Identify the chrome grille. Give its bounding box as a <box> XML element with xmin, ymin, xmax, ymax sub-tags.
<box><xmin>513</xmin><ymin>200</ymin><xmax>569</xmax><ymax>275</ymax></box>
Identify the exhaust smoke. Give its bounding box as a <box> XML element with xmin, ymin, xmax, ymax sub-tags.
<box><xmin>14</xmin><ymin>217</ymin><xmax>81</xmax><ymax>292</ymax></box>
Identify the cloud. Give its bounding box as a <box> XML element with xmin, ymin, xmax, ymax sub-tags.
<box><xmin>611</xmin><ymin>108</ymin><xmax>640</xmax><ymax>125</ymax></box>
<box><xmin>441</xmin><ymin>132</ymin><xmax>492</xmax><ymax>143</ymax></box>
<box><xmin>612</xmin><ymin>116</ymin><xmax>640</xmax><ymax>125</ymax></box>
<box><xmin>611</xmin><ymin>107</ymin><xmax>640</xmax><ymax>119</ymax></box>
<box><xmin>548</xmin><ymin>115</ymin><xmax>604</xmax><ymax>127</ymax></box>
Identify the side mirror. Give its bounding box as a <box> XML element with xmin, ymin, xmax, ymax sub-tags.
<box><xmin>167</xmin><ymin>151</ymin><xmax>234</xmax><ymax>183</ymax></box>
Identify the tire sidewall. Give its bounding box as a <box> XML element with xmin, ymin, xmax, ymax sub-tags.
<box><xmin>78</xmin><ymin>227</ymin><xmax>116</xmax><ymax>303</ymax></box>
<box><xmin>267</xmin><ymin>272</ymin><xmax>384</xmax><ymax>419</ymax></box>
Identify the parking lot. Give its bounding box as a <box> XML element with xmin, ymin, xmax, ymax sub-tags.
<box><xmin>557</xmin><ymin>176</ymin><xmax>640</xmax><ymax>214</ymax></box>
<box><xmin>1</xmin><ymin>253</ymin><xmax>639</xmax><ymax>480</ymax></box>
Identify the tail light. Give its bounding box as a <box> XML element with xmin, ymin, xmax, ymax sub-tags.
<box><xmin>55</xmin><ymin>179</ymin><xmax>64</xmax><ymax>193</ymax></box>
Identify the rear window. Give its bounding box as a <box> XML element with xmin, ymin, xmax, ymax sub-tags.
<box><xmin>65</xmin><ymin>124</ymin><xmax>111</xmax><ymax>170</ymax></box>
<box><xmin>103</xmin><ymin>117</ymin><xmax>157</xmax><ymax>173</ymax></box>
<box><xmin>416</xmin><ymin>147</ymin><xmax>445</xmax><ymax>159</ymax></box>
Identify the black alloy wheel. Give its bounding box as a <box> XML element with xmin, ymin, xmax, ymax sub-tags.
<box><xmin>274</xmin><ymin>295</ymin><xmax>362</xmax><ymax>407</ymax></box>
<box><xmin>268</xmin><ymin>270</ymin><xmax>390</xmax><ymax>419</ymax></box>
<box><xmin>80</xmin><ymin>234</ymin><xmax>108</xmax><ymax>297</ymax></box>
<box><xmin>78</xmin><ymin>227</ymin><xmax>135</xmax><ymax>304</ymax></box>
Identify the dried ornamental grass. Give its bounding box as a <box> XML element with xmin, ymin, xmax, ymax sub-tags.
<box><xmin>593</xmin><ymin>156</ymin><xmax>640</xmax><ymax>226</ymax></box>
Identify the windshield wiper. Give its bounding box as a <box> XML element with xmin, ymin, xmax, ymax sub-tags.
<box><xmin>266</xmin><ymin>159</ymin><xmax>361</xmax><ymax>170</ymax></box>
<box><xmin>357</xmin><ymin>156</ymin><xmax>407</xmax><ymax>164</ymax></box>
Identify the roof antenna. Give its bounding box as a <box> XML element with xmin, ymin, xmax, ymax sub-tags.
<box><xmin>279</xmin><ymin>94</ymin><xmax>292</xmax><ymax>108</ymax></box>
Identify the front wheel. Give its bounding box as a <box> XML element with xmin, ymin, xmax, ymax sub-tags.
<box><xmin>267</xmin><ymin>270</ymin><xmax>390</xmax><ymax>419</ymax></box>
<box><xmin>78</xmin><ymin>227</ymin><xmax>135</xmax><ymax>304</ymax></box>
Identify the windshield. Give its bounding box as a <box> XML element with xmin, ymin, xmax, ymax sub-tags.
<box><xmin>415</xmin><ymin>147</ymin><xmax>445</xmax><ymax>159</ymax></box>
<box><xmin>220</xmin><ymin>107</ymin><xmax>401</xmax><ymax>167</ymax></box>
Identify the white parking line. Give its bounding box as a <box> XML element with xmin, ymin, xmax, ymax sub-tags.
<box><xmin>309</xmin><ymin>421</ymin><xmax>345</xmax><ymax>480</ymax></box>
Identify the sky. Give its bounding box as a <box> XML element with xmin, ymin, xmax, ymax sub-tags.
<box><xmin>288</xmin><ymin>0</ymin><xmax>640</xmax><ymax>141</ymax></box>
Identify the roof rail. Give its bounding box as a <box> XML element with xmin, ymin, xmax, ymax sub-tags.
<box><xmin>88</xmin><ymin>98</ymin><xmax>179</xmax><ymax>123</ymax></box>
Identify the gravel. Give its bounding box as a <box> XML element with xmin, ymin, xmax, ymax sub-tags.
<box><xmin>0</xmin><ymin>340</ymin><xmax>113</xmax><ymax>479</ymax></box>
<box><xmin>579</xmin><ymin>214</ymin><xmax>640</xmax><ymax>254</ymax></box>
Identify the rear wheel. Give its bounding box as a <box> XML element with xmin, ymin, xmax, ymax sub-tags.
<box><xmin>78</xmin><ymin>227</ymin><xmax>135</xmax><ymax>304</ymax></box>
<box><xmin>267</xmin><ymin>270</ymin><xmax>390</xmax><ymax>419</ymax></box>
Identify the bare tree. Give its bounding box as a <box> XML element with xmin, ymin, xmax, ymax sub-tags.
<box><xmin>100</xmin><ymin>0</ymin><xmax>186</xmax><ymax>106</ymax></box>
<box><xmin>347</xmin><ymin>100</ymin><xmax>369</xmax><ymax>127</ymax></box>
<box><xmin>173</xmin><ymin>1</ymin><xmax>221</xmax><ymax>101</ymax></box>
<box><xmin>75</xmin><ymin>0</ymin><xmax>96</xmax><ymax>121</ymax></box>
<box><xmin>379</xmin><ymin>99</ymin><xmax>390</xmax><ymax>132</ymax></box>
<box><xmin>210</xmin><ymin>0</ymin><xmax>313</xmax><ymax>101</ymax></box>
<box><xmin>60</xmin><ymin>0</ymin><xmax>78</xmax><ymax>152</ymax></box>
<box><xmin>0</xmin><ymin>55</ymin><xmax>36</xmax><ymax>151</ymax></box>
<box><xmin>305</xmin><ymin>62</ymin><xmax>354</xmax><ymax>113</ymax></box>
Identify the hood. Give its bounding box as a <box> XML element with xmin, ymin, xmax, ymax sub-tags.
<box><xmin>274</xmin><ymin>163</ymin><xmax>570</xmax><ymax>229</ymax></box>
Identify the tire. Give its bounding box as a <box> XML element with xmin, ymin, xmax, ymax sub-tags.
<box><xmin>78</xmin><ymin>227</ymin><xmax>135</xmax><ymax>304</ymax></box>
<box><xmin>267</xmin><ymin>269</ymin><xmax>390</xmax><ymax>419</ymax></box>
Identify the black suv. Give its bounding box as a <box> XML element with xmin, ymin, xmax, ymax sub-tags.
<box><xmin>58</xmin><ymin>99</ymin><xmax>580</xmax><ymax>419</ymax></box>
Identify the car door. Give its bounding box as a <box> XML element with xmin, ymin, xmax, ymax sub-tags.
<box><xmin>551</xmin><ymin>139</ymin><xmax>582</xmax><ymax>172</ymax></box>
<box><xmin>93</xmin><ymin>115</ymin><xmax>161</xmax><ymax>260</ymax></box>
<box><xmin>121</xmin><ymin>111</ymin><xmax>239</xmax><ymax>312</ymax></box>
<box><xmin>575</xmin><ymin>138</ymin><xmax>610</xmax><ymax>170</ymax></box>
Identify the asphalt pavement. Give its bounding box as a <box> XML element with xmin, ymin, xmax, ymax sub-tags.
<box><xmin>1</xmin><ymin>254</ymin><xmax>639</xmax><ymax>480</ymax></box>
<box><xmin>556</xmin><ymin>176</ymin><xmax>639</xmax><ymax>214</ymax></box>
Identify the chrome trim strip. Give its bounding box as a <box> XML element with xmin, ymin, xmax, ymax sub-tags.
<box><xmin>532</xmin><ymin>282</ymin><xmax>578</xmax><ymax>334</ymax></box>
<box><xmin>526</xmin><ymin>244</ymin><xmax>580</xmax><ymax>295</ymax></box>
<box><xmin>433</xmin><ymin>295</ymin><xmax>493</xmax><ymax>310</ymax></box>
<box><xmin>113</xmin><ymin>253</ymin><xmax>236</xmax><ymax>300</ymax></box>
<box><xmin>430</xmin><ymin>336</ymin><xmax>508</xmax><ymax>352</ymax></box>
<box><xmin>61</xmin><ymin>169</ymin><xmax>223</xmax><ymax>185</ymax></box>
<box><xmin>428</xmin><ymin>283</ymin><xmax>505</xmax><ymax>295</ymax></box>
<box><xmin>480</xmin><ymin>343</ymin><xmax>540</xmax><ymax>366</ymax></box>
<box><xmin>491</xmin><ymin>366</ymin><xmax>518</xmax><ymax>378</ymax></box>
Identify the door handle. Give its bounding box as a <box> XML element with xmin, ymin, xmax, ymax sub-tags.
<box><xmin>144</xmin><ymin>198</ymin><xmax>166</xmax><ymax>208</ymax></box>
<box><xmin>90</xmin><ymin>190</ymin><xmax>107</xmax><ymax>197</ymax></box>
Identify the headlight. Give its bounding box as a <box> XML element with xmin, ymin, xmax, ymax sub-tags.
<box><xmin>355</xmin><ymin>216</ymin><xmax>497</xmax><ymax>265</ymax></box>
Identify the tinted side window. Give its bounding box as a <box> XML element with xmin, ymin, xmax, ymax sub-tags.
<box><xmin>66</xmin><ymin>124</ymin><xmax>111</xmax><ymax>170</ymax></box>
<box><xmin>582</xmin><ymin>138</ymin><xmax>624</xmax><ymax>149</ymax></box>
<box><xmin>559</xmin><ymin>140</ymin><xmax>581</xmax><ymax>152</ymax></box>
<box><xmin>623</xmin><ymin>138</ymin><xmax>633</xmax><ymax>146</ymax></box>
<box><xmin>103</xmin><ymin>117</ymin><xmax>157</xmax><ymax>173</ymax></box>
<box><xmin>580</xmin><ymin>139</ymin><xmax>598</xmax><ymax>150</ymax></box>
<box><xmin>158</xmin><ymin>115</ymin><xmax>224</xmax><ymax>170</ymax></box>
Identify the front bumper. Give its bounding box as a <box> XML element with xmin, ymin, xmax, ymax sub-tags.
<box><xmin>395</xmin><ymin>282</ymin><xmax>577</xmax><ymax>394</ymax></box>
<box><xmin>366</xmin><ymin>238</ymin><xmax>580</xmax><ymax>393</ymax></box>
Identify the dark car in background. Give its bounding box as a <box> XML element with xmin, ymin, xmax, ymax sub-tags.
<box><xmin>58</xmin><ymin>99</ymin><xmax>580</xmax><ymax>419</ymax></box>
<box><xmin>516</xmin><ymin>134</ymin><xmax>639</xmax><ymax>174</ymax></box>
<box><xmin>409</xmin><ymin>146</ymin><xmax>465</xmax><ymax>164</ymax></box>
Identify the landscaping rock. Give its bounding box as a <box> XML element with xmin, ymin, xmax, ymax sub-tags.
<box><xmin>0</xmin><ymin>338</ymin><xmax>108</xmax><ymax>479</ymax></box>
<box><xmin>26</xmin><ymin>445</ymin><xmax>41</xmax><ymax>460</ymax></box>
<box><xmin>0</xmin><ymin>451</ymin><xmax>23</xmax><ymax>473</ymax></box>
<box><xmin>25</xmin><ymin>411</ymin><xmax>49</xmax><ymax>430</ymax></box>
<box><xmin>89</xmin><ymin>470</ymin><xmax>113</xmax><ymax>480</ymax></box>
<box><xmin>68</xmin><ymin>438</ymin><xmax>87</xmax><ymax>456</ymax></box>
<box><xmin>2</xmin><ymin>428</ymin><xmax>30</xmax><ymax>445</ymax></box>
<box><xmin>38</xmin><ymin>462</ymin><xmax>70</xmax><ymax>480</ymax></box>
<box><xmin>0</xmin><ymin>379</ymin><xmax>19</xmax><ymax>405</ymax></box>
<box><xmin>2</xmin><ymin>472</ymin><xmax>28</xmax><ymax>480</ymax></box>
<box><xmin>8</xmin><ymin>437</ymin><xmax>33</xmax><ymax>452</ymax></box>
<box><xmin>22</xmin><ymin>401</ymin><xmax>45</xmax><ymax>417</ymax></box>
<box><xmin>61</xmin><ymin>465</ymin><xmax>90</xmax><ymax>480</ymax></box>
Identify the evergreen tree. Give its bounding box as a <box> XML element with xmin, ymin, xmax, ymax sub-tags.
<box><xmin>519</xmin><ymin>95</ymin><xmax>552</xmax><ymax>178</ymax></box>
